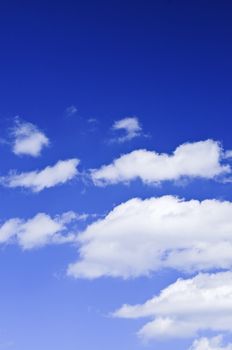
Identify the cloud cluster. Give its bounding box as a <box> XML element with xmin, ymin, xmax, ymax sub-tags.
<box><xmin>91</xmin><ymin>140</ymin><xmax>230</xmax><ymax>185</ymax></box>
<box><xmin>189</xmin><ymin>336</ymin><xmax>232</xmax><ymax>350</ymax></box>
<box><xmin>0</xmin><ymin>211</ymin><xmax>78</xmax><ymax>249</ymax></box>
<box><xmin>68</xmin><ymin>196</ymin><xmax>232</xmax><ymax>279</ymax></box>
<box><xmin>112</xmin><ymin>117</ymin><xmax>142</xmax><ymax>142</ymax></box>
<box><xmin>2</xmin><ymin>158</ymin><xmax>79</xmax><ymax>192</ymax></box>
<box><xmin>11</xmin><ymin>119</ymin><xmax>49</xmax><ymax>157</ymax></box>
<box><xmin>114</xmin><ymin>272</ymin><xmax>232</xmax><ymax>340</ymax></box>
<box><xmin>4</xmin><ymin>118</ymin><xmax>232</xmax><ymax>348</ymax></box>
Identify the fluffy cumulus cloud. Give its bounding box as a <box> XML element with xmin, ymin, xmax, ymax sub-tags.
<box><xmin>113</xmin><ymin>272</ymin><xmax>232</xmax><ymax>340</ymax></box>
<box><xmin>2</xmin><ymin>158</ymin><xmax>79</xmax><ymax>192</ymax></box>
<box><xmin>189</xmin><ymin>336</ymin><xmax>232</xmax><ymax>350</ymax></box>
<box><xmin>91</xmin><ymin>139</ymin><xmax>230</xmax><ymax>185</ymax></box>
<box><xmin>68</xmin><ymin>196</ymin><xmax>232</xmax><ymax>279</ymax></box>
<box><xmin>11</xmin><ymin>118</ymin><xmax>49</xmax><ymax>157</ymax></box>
<box><xmin>0</xmin><ymin>211</ymin><xmax>83</xmax><ymax>249</ymax></box>
<box><xmin>112</xmin><ymin>117</ymin><xmax>142</xmax><ymax>142</ymax></box>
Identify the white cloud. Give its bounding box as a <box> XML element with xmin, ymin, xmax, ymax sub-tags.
<box><xmin>91</xmin><ymin>140</ymin><xmax>230</xmax><ymax>185</ymax></box>
<box><xmin>112</xmin><ymin>117</ymin><xmax>142</xmax><ymax>142</ymax></box>
<box><xmin>224</xmin><ymin>150</ymin><xmax>232</xmax><ymax>159</ymax></box>
<box><xmin>0</xmin><ymin>211</ymin><xmax>82</xmax><ymax>249</ymax></box>
<box><xmin>189</xmin><ymin>336</ymin><xmax>232</xmax><ymax>350</ymax></box>
<box><xmin>68</xmin><ymin>196</ymin><xmax>232</xmax><ymax>279</ymax></box>
<box><xmin>0</xmin><ymin>219</ymin><xmax>21</xmax><ymax>243</ymax></box>
<box><xmin>11</xmin><ymin>118</ymin><xmax>49</xmax><ymax>157</ymax></box>
<box><xmin>2</xmin><ymin>159</ymin><xmax>79</xmax><ymax>192</ymax></box>
<box><xmin>113</xmin><ymin>272</ymin><xmax>232</xmax><ymax>340</ymax></box>
<box><xmin>18</xmin><ymin>213</ymin><xmax>73</xmax><ymax>249</ymax></box>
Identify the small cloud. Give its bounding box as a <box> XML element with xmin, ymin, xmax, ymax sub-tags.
<box><xmin>224</xmin><ymin>150</ymin><xmax>232</xmax><ymax>159</ymax></box>
<box><xmin>65</xmin><ymin>105</ymin><xmax>78</xmax><ymax>117</ymax></box>
<box><xmin>87</xmin><ymin>118</ymin><xmax>99</xmax><ymax>132</ymax></box>
<box><xmin>111</xmin><ymin>117</ymin><xmax>142</xmax><ymax>142</ymax></box>
<box><xmin>11</xmin><ymin>117</ymin><xmax>49</xmax><ymax>157</ymax></box>
<box><xmin>87</xmin><ymin>118</ymin><xmax>98</xmax><ymax>124</ymax></box>
<box><xmin>0</xmin><ymin>211</ymin><xmax>75</xmax><ymax>249</ymax></box>
<box><xmin>0</xmin><ymin>210</ymin><xmax>95</xmax><ymax>250</ymax></box>
<box><xmin>189</xmin><ymin>335</ymin><xmax>232</xmax><ymax>350</ymax></box>
<box><xmin>1</xmin><ymin>158</ymin><xmax>80</xmax><ymax>192</ymax></box>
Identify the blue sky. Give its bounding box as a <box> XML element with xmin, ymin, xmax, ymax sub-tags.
<box><xmin>1</xmin><ymin>1</ymin><xmax>232</xmax><ymax>349</ymax></box>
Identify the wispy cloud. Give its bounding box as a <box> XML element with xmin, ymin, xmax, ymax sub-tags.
<box><xmin>11</xmin><ymin>118</ymin><xmax>49</xmax><ymax>157</ymax></box>
<box><xmin>111</xmin><ymin>117</ymin><xmax>142</xmax><ymax>142</ymax></box>
<box><xmin>87</xmin><ymin>118</ymin><xmax>98</xmax><ymax>124</ymax></box>
<box><xmin>1</xmin><ymin>159</ymin><xmax>79</xmax><ymax>192</ymax></box>
<box><xmin>224</xmin><ymin>150</ymin><xmax>232</xmax><ymax>159</ymax></box>
<box><xmin>65</xmin><ymin>105</ymin><xmax>78</xmax><ymax>117</ymax></box>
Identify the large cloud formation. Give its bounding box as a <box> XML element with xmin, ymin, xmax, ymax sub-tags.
<box><xmin>68</xmin><ymin>196</ymin><xmax>232</xmax><ymax>279</ymax></box>
<box><xmin>114</xmin><ymin>272</ymin><xmax>232</xmax><ymax>340</ymax></box>
<box><xmin>91</xmin><ymin>140</ymin><xmax>230</xmax><ymax>185</ymax></box>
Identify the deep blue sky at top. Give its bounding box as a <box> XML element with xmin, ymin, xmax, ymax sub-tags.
<box><xmin>0</xmin><ymin>2</ymin><xmax>232</xmax><ymax>350</ymax></box>
<box><xmin>1</xmin><ymin>0</ymin><xmax>232</xmax><ymax>147</ymax></box>
<box><xmin>0</xmin><ymin>0</ymin><xmax>232</xmax><ymax>217</ymax></box>
<box><xmin>1</xmin><ymin>0</ymin><xmax>232</xmax><ymax>214</ymax></box>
